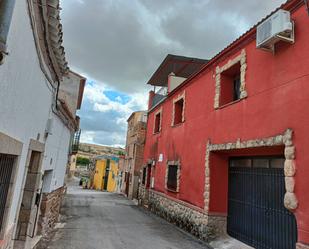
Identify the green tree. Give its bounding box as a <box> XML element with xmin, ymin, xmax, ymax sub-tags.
<box><xmin>76</xmin><ymin>157</ymin><xmax>90</xmax><ymax>165</ymax></box>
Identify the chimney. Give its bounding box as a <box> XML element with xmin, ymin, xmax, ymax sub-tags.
<box><xmin>148</xmin><ymin>90</ymin><xmax>155</xmax><ymax>110</ymax></box>
<box><xmin>167</xmin><ymin>72</ymin><xmax>175</xmax><ymax>93</ymax></box>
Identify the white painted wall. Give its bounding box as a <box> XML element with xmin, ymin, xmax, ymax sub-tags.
<box><xmin>168</xmin><ymin>75</ymin><xmax>187</xmax><ymax>92</ymax></box>
<box><xmin>42</xmin><ymin>113</ymin><xmax>71</xmax><ymax>192</ymax></box>
<box><xmin>0</xmin><ymin>0</ymin><xmax>72</xmax><ymax>235</ymax></box>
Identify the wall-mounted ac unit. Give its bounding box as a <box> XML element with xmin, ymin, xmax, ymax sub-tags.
<box><xmin>257</xmin><ymin>9</ymin><xmax>294</xmax><ymax>53</ymax></box>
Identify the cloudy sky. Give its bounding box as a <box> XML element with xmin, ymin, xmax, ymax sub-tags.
<box><xmin>60</xmin><ymin>0</ymin><xmax>285</xmax><ymax>147</ymax></box>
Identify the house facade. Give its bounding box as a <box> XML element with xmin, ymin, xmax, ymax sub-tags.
<box><xmin>0</xmin><ymin>1</ymin><xmax>85</xmax><ymax>249</ymax></box>
<box><xmin>140</xmin><ymin>1</ymin><xmax>309</xmax><ymax>248</ymax></box>
<box><xmin>92</xmin><ymin>156</ymin><xmax>119</xmax><ymax>192</ymax></box>
<box><xmin>122</xmin><ymin>111</ymin><xmax>147</xmax><ymax>199</ymax></box>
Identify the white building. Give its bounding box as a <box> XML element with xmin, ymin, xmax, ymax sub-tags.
<box><xmin>0</xmin><ymin>1</ymin><xmax>85</xmax><ymax>249</ymax></box>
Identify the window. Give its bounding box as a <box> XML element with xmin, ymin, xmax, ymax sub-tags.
<box><xmin>142</xmin><ymin>167</ymin><xmax>147</xmax><ymax>185</ymax></box>
<box><xmin>0</xmin><ymin>154</ymin><xmax>16</xmax><ymax>235</ymax></box>
<box><xmin>166</xmin><ymin>162</ymin><xmax>180</xmax><ymax>192</ymax></box>
<box><xmin>153</xmin><ymin>112</ymin><xmax>161</xmax><ymax>133</ymax></box>
<box><xmin>173</xmin><ymin>98</ymin><xmax>184</xmax><ymax>125</ymax></box>
<box><xmin>214</xmin><ymin>49</ymin><xmax>247</xmax><ymax>109</ymax></box>
<box><xmin>172</xmin><ymin>93</ymin><xmax>185</xmax><ymax>126</ymax></box>
<box><xmin>220</xmin><ymin>62</ymin><xmax>241</xmax><ymax>106</ymax></box>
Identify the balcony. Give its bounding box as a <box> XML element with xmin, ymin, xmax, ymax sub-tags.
<box><xmin>151</xmin><ymin>87</ymin><xmax>167</xmax><ymax>109</ymax></box>
<box><xmin>71</xmin><ymin>129</ymin><xmax>81</xmax><ymax>154</ymax></box>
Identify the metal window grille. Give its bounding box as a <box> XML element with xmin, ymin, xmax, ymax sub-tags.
<box><xmin>0</xmin><ymin>154</ymin><xmax>16</xmax><ymax>232</ymax></box>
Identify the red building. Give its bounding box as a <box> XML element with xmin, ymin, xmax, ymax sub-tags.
<box><xmin>139</xmin><ymin>1</ymin><xmax>309</xmax><ymax>248</ymax></box>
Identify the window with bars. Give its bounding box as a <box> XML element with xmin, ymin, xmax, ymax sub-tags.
<box><xmin>0</xmin><ymin>154</ymin><xmax>16</xmax><ymax>233</ymax></box>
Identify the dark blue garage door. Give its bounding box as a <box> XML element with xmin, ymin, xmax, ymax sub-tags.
<box><xmin>228</xmin><ymin>157</ymin><xmax>297</xmax><ymax>249</ymax></box>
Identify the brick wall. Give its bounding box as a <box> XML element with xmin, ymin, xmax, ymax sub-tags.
<box><xmin>37</xmin><ymin>186</ymin><xmax>66</xmax><ymax>237</ymax></box>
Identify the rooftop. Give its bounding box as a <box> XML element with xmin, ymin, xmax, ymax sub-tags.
<box><xmin>147</xmin><ymin>54</ymin><xmax>208</xmax><ymax>87</ymax></box>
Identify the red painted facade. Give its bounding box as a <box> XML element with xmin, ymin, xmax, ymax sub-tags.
<box><xmin>143</xmin><ymin>0</ymin><xmax>309</xmax><ymax>245</ymax></box>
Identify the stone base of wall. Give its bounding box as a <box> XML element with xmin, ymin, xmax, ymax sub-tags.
<box><xmin>148</xmin><ymin>190</ymin><xmax>211</xmax><ymax>241</ymax></box>
<box><xmin>297</xmin><ymin>243</ymin><xmax>309</xmax><ymax>249</ymax></box>
<box><xmin>37</xmin><ymin>186</ymin><xmax>66</xmax><ymax>237</ymax></box>
<box><xmin>207</xmin><ymin>215</ymin><xmax>227</xmax><ymax>240</ymax></box>
<box><xmin>138</xmin><ymin>185</ymin><xmax>148</xmax><ymax>206</ymax></box>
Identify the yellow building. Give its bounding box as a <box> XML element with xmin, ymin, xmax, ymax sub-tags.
<box><xmin>93</xmin><ymin>156</ymin><xmax>119</xmax><ymax>192</ymax></box>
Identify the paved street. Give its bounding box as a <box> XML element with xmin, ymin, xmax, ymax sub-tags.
<box><xmin>38</xmin><ymin>181</ymin><xmax>210</xmax><ymax>249</ymax></box>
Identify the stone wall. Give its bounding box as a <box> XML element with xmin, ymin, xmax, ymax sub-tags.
<box><xmin>148</xmin><ymin>190</ymin><xmax>211</xmax><ymax>241</ymax></box>
<box><xmin>138</xmin><ymin>185</ymin><xmax>148</xmax><ymax>206</ymax></box>
<box><xmin>37</xmin><ymin>186</ymin><xmax>66</xmax><ymax>237</ymax></box>
<box><xmin>297</xmin><ymin>243</ymin><xmax>309</xmax><ymax>249</ymax></box>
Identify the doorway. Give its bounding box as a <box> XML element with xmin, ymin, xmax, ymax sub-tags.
<box><xmin>227</xmin><ymin>157</ymin><xmax>297</xmax><ymax>249</ymax></box>
<box><xmin>15</xmin><ymin>148</ymin><xmax>43</xmax><ymax>246</ymax></box>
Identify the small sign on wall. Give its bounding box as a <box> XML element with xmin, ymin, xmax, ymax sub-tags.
<box><xmin>158</xmin><ymin>153</ymin><xmax>163</xmax><ymax>162</ymax></box>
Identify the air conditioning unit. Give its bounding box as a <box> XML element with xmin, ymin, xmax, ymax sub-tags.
<box><xmin>257</xmin><ymin>9</ymin><xmax>294</xmax><ymax>53</ymax></box>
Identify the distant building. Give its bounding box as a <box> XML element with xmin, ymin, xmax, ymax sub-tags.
<box><xmin>91</xmin><ymin>156</ymin><xmax>119</xmax><ymax>192</ymax></box>
<box><xmin>68</xmin><ymin>143</ymin><xmax>125</xmax><ymax>177</ymax></box>
<box><xmin>121</xmin><ymin>111</ymin><xmax>147</xmax><ymax>199</ymax></box>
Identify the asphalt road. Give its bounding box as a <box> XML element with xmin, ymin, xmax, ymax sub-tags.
<box><xmin>38</xmin><ymin>181</ymin><xmax>210</xmax><ymax>249</ymax></box>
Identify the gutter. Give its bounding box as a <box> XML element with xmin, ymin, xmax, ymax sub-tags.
<box><xmin>304</xmin><ymin>0</ymin><xmax>309</xmax><ymax>14</ymax></box>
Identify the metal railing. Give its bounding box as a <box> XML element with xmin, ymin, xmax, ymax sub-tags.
<box><xmin>71</xmin><ymin>129</ymin><xmax>81</xmax><ymax>154</ymax></box>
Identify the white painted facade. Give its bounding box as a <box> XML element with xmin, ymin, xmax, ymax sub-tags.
<box><xmin>42</xmin><ymin>113</ymin><xmax>71</xmax><ymax>193</ymax></box>
<box><xmin>0</xmin><ymin>1</ymin><xmax>84</xmax><ymax>248</ymax></box>
<box><xmin>0</xmin><ymin>0</ymin><xmax>53</xmax><ymax>231</ymax></box>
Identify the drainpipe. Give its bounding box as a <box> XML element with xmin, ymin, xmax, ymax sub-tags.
<box><xmin>0</xmin><ymin>0</ymin><xmax>16</xmax><ymax>64</ymax></box>
<box><xmin>305</xmin><ymin>0</ymin><xmax>309</xmax><ymax>15</ymax></box>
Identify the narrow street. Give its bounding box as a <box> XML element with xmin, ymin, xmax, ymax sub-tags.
<box><xmin>38</xmin><ymin>180</ymin><xmax>210</xmax><ymax>249</ymax></box>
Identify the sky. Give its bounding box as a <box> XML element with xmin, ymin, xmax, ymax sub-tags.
<box><xmin>60</xmin><ymin>0</ymin><xmax>285</xmax><ymax>147</ymax></box>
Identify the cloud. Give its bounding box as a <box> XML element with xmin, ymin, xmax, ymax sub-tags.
<box><xmin>61</xmin><ymin>0</ymin><xmax>285</xmax><ymax>94</ymax></box>
<box><xmin>77</xmin><ymin>81</ymin><xmax>148</xmax><ymax>146</ymax></box>
<box><xmin>61</xmin><ymin>0</ymin><xmax>286</xmax><ymax>146</ymax></box>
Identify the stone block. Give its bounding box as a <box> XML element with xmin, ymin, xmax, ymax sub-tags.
<box><xmin>21</xmin><ymin>190</ymin><xmax>35</xmax><ymax>209</ymax></box>
<box><xmin>285</xmin><ymin>146</ymin><xmax>295</xmax><ymax>159</ymax></box>
<box><xmin>297</xmin><ymin>242</ymin><xmax>309</xmax><ymax>249</ymax></box>
<box><xmin>24</xmin><ymin>173</ymin><xmax>40</xmax><ymax>191</ymax></box>
<box><xmin>285</xmin><ymin>177</ymin><xmax>295</xmax><ymax>193</ymax></box>
<box><xmin>284</xmin><ymin>160</ymin><xmax>296</xmax><ymax>176</ymax></box>
<box><xmin>18</xmin><ymin>209</ymin><xmax>31</xmax><ymax>223</ymax></box>
<box><xmin>284</xmin><ymin>192</ymin><xmax>298</xmax><ymax>210</ymax></box>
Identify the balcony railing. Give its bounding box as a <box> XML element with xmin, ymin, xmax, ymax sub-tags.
<box><xmin>71</xmin><ymin>129</ymin><xmax>81</xmax><ymax>154</ymax></box>
<box><xmin>151</xmin><ymin>87</ymin><xmax>167</xmax><ymax>109</ymax></box>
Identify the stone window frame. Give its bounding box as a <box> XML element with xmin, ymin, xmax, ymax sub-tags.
<box><xmin>214</xmin><ymin>49</ymin><xmax>247</xmax><ymax>109</ymax></box>
<box><xmin>171</xmin><ymin>92</ymin><xmax>185</xmax><ymax>126</ymax></box>
<box><xmin>15</xmin><ymin>139</ymin><xmax>45</xmax><ymax>242</ymax></box>
<box><xmin>153</xmin><ymin>107</ymin><xmax>162</xmax><ymax>134</ymax></box>
<box><xmin>0</xmin><ymin>132</ymin><xmax>23</xmax><ymax>240</ymax></box>
<box><xmin>204</xmin><ymin>129</ymin><xmax>297</xmax><ymax>214</ymax></box>
<box><xmin>165</xmin><ymin>160</ymin><xmax>181</xmax><ymax>193</ymax></box>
